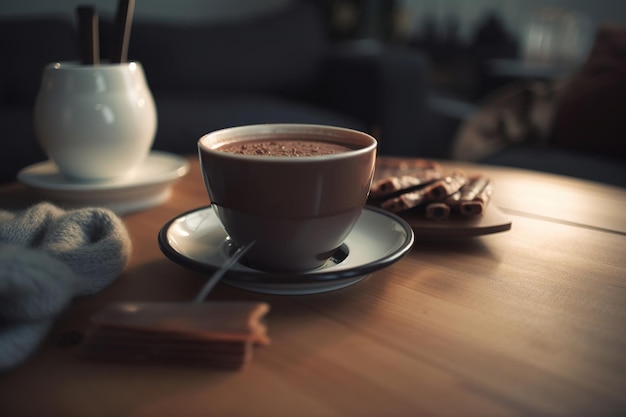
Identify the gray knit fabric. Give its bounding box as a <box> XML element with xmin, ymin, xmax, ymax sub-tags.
<box><xmin>0</xmin><ymin>202</ymin><xmax>132</xmax><ymax>371</ymax></box>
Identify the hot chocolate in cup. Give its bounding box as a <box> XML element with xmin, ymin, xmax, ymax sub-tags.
<box><xmin>198</xmin><ymin>124</ymin><xmax>377</xmax><ymax>272</ymax></box>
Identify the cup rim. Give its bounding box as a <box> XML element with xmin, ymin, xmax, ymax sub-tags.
<box><xmin>198</xmin><ymin>123</ymin><xmax>377</xmax><ymax>161</ymax></box>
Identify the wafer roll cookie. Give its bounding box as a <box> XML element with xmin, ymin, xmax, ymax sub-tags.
<box><xmin>370</xmin><ymin>160</ymin><xmax>442</xmax><ymax>200</ymax></box>
<box><xmin>425</xmin><ymin>203</ymin><xmax>451</xmax><ymax>220</ymax></box>
<box><xmin>445</xmin><ymin>176</ymin><xmax>489</xmax><ymax>204</ymax></box>
<box><xmin>379</xmin><ymin>189</ymin><xmax>427</xmax><ymax>212</ymax></box>
<box><xmin>379</xmin><ymin>170</ymin><xmax>466</xmax><ymax>213</ymax></box>
<box><xmin>444</xmin><ymin>176</ymin><xmax>493</xmax><ymax>216</ymax></box>
<box><xmin>459</xmin><ymin>180</ymin><xmax>493</xmax><ymax>216</ymax></box>
<box><xmin>424</xmin><ymin>170</ymin><xmax>468</xmax><ymax>201</ymax></box>
<box><xmin>370</xmin><ymin>172</ymin><xmax>440</xmax><ymax>199</ymax></box>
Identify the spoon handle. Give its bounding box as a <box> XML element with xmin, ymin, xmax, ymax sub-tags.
<box><xmin>76</xmin><ymin>5</ymin><xmax>99</xmax><ymax>65</ymax></box>
<box><xmin>193</xmin><ymin>241</ymin><xmax>255</xmax><ymax>303</ymax></box>
<box><xmin>111</xmin><ymin>0</ymin><xmax>135</xmax><ymax>63</ymax></box>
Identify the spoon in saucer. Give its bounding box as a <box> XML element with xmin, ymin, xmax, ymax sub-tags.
<box><xmin>192</xmin><ymin>240</ymin><xmax>255</xmax><ymax>302</ymax></box>
<box><xmin>79</xmin><ymin>241</ymin><xmax>269</xmax><ymax>369</ymax></box>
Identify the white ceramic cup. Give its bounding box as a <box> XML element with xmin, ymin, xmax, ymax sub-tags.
<box><xmin>34</xmin><ymin>61</ymin><xmax>157</xmax><ymax>181</ymax></box>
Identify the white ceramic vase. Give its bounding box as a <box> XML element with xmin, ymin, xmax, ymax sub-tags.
<box><xmin>34</xmin><ymin>61</ymin><xmax>157</xmax><ymax>181</ymax></box>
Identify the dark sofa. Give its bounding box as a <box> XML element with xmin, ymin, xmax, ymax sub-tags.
<box><xmin>0</xmin><ymin>0</ymin><xmax>432</xmax><ymax>184</ymax></box>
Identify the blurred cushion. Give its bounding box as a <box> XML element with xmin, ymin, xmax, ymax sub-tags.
<box><xmin>551</xmin><ymin>24</ymin><xmax>626</xmax><ymax>159</ymax></box>
<box><xmin>451</xmin><ymin>80</ymin><xmax>566</xmax><ymax>161</ymax></box>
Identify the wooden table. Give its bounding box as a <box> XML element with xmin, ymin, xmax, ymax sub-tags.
<box><xmin>1</xmin><ymin>156</ymin><xmax>625</xmax><ymax>417</ymax></box>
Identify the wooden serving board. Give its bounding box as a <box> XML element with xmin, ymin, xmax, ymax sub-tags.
<box><xmin>396</xmin><ymin>204</ymin><xmax>512</xmax><ymax>239</ymax></box>
<box><xmin>372</xmin><ymin>157</ymin><xmax>512</xmax><ymax>240</ymax></box>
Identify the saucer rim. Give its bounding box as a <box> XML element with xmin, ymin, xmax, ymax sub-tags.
<box><xmin>17</xmin><ymin>151</ymin><xmax>189</xmax><ymax>192</ymax></box>
<box><xmin>157</xmin><ymin>205</ymin><xmax>415</xmax><ymax>286</ymax></box>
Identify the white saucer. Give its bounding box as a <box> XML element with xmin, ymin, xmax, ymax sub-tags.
<box><xmin>158</xmin><ymin>206</ymin><xmax>415</xmax><ymax>295</ymax></box>
<box><xmin>17</xmin><ymin>151</ymin><xmax>189</xmax><ymax>214</ymax></box>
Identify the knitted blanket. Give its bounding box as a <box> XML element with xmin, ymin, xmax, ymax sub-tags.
<box><xmin>0</xmin><ymin>202</ymin><xmax>132</xmax><ymax>371</ymax></box>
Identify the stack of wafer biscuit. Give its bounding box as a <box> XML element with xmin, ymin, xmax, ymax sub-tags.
<box><xmin>79</xmin><ymin>301</ymin><xmax>270</xmax><ymax>369</ymax></box>
<box><xmin>369</xmin><ymin>159</ymin><xmax>494</xmax><ymax>221</ymax></box>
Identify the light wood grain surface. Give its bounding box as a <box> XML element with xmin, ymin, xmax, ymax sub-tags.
<box><xmin>1</xmin><ymin>156</ymin><xmax>625</xmax><ymax>417</ymax></box>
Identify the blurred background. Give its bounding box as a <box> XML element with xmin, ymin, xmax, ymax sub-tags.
<box><xmin>1</xmin><ymin>1</ymin><xmax>625</xmax><ymax>186</ymax></box>
<box><xmin>4</xmin><ymin>0</ymin><xmax>623</xmax><ymax>100</ymax></box>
